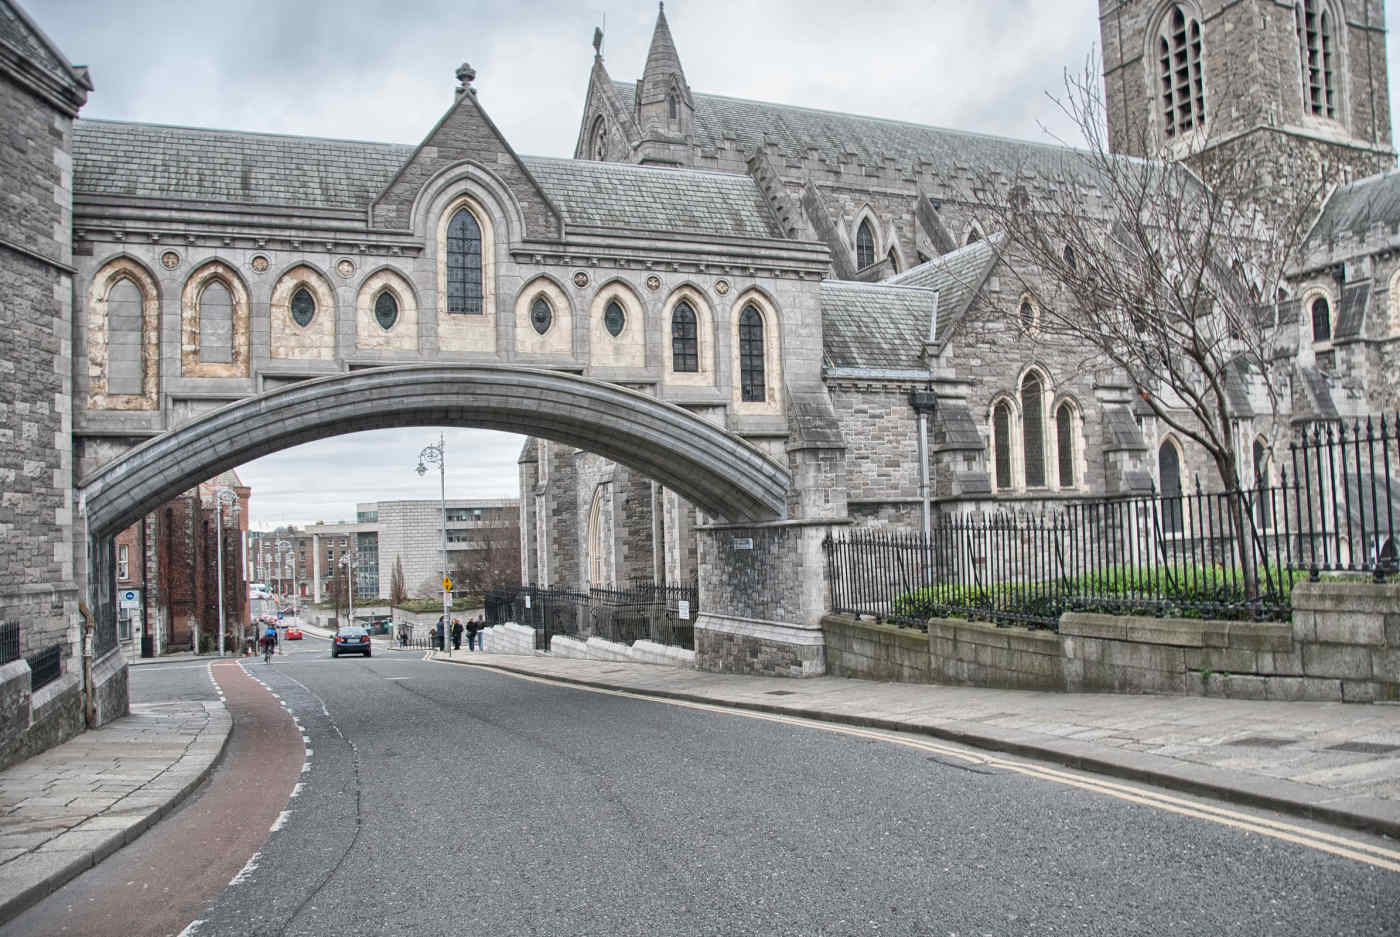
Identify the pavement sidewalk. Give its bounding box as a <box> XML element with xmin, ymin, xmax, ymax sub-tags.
<box><xmin>0</xmin><ymin>698</ymin><xmax>231</xmax><ymax>924</ymax></box>
<box><xmin>435</xmin><ymin>650</ymin><xmax>1400</xmax><ymax>839</ymax></box>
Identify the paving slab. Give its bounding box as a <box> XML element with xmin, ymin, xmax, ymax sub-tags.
<box><xmin>0</xmin><ymin>699</ymin><xmax>231</xmax><ymax>927</ymax></box>
<box><xmin>438</xmin><ymin>651</ymin><xmax>1400</xmax><ymax>839</ymax></box>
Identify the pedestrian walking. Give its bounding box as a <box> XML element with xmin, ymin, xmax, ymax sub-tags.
<box><xmin>435</xmin><ymin>617</ymin><xmax>445</xmax><ymax>650</ymax></box>
<box><xmin>467</xmin><ymin>616</ymin><xmax>483</xmax><ymax>651</ymax></box>
<box><xmin>398</xmin><ymin>624</ymin><xmax>408</xmax><ymax>648</ymax></box>
<box><xmin>451</xmin><ymin>618</ymin><xmax>463</xmax><ymax>650</ymax></box>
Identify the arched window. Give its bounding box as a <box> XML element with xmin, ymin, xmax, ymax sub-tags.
<box><xmin>667</xmin><ymin>93</ymin><xmax>679</xmax><ymax>121</ymax></box>
<box><xmin>993</xmin><ymin>401</ymin><xmax>1013</xmax><ymax>491</ymax></box>
<box><xmin>1157</xmin><ymin>4</ymin><xmax>1206</xmax><ymax>138</ymax></box>
<box><xmin>1018</xmin><ymin>297</ymin><xmax>1037</xmax><ymax>332</ymax></box>
<box><xmin>856</xmin><ymin>220</ymin><xmax>875</xmax><ymax>270</ymax></box>
<box><xmin>590</xmin><ymin>116</ymin><xmax>608</xmax><ymax>161</ymax></box>
<box><xmin>1311</xmin><ymin>295</ymin><xmax>1331</xmax><ymax>342</ymax></box>
<box><xmin>1297</xmin><ymin>1</ymin><xmax>1337</xmax><ymax>118</ymax></box>
<box><xmin>374</xmin><ymin>291</ymin><xmax>399</xmax><ymax>330</ymax></box>
<box><xmin>1159</xmin><ymin>440</ymin><xmax>1185</xmax><ymax>534</ymax></box>
<box><xmin>1063</xmin><ymin>244</ymin><xmax>1077</xmax><ymax>270</ymax></box>
<box><xmin>290</xmin><ymin>286</ymin><xmax>316</xmax><ymax>328</ymax></box>
<box><xmin>671</xmin><ymin>301</ymin><xmax>698</xmax><ymax>372</ymax></box>
<box><xmin>530</xmin><ymin>295</ymin><xmax>552</xmax><ymax>335</ymax></box>
<box><xmin>587</xmin><ymin>487</ymin><xmax>605</xmax><ymax>587</ymax></box>
<box><xmin>1021</xmin><ymin>373</ymin><xmax>1046</xmax><ymax>487</ymax></box>
<box><xmin>106</xmin><ymin>278</ymin><xmax>143</xmax><ymax>395</ymax></box>
<box><xmin>1056</xmin><ymin>402</ymin><xmax>1077</xmax><ymax>489</ymax></box>
<box><xmin>604</xmin><ymin>299</ymin><xmax>626</xmax><ymax>337</ymax></box>
<box><xmin>1253</xmin><ymin>437</ymin><xmax>1272</xmax><ymax>529</ymax></box>
<box><xmin>446</xmin><ymin>208</ymin><xmax>484</xmax><ymax>315</ymax></box>
<box><xmin>198</xmin><ymin>280</ymin><xmax>234</xmax><ymax>364</ymax></box>
<box><xmin>738</xmin><ymin>304</ymin><xmax>766</xmax><ymax>403</ymax></box>
<box><xmin>886</xmin><ymin>248</ymin><xmax>899</xmax><ymax>273</ymax></box>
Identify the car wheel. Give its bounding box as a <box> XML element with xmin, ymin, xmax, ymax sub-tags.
<box><xmin>331</xmin><ymin>648</ymin><xmax>338</xmax><ymax>658</ymax></box>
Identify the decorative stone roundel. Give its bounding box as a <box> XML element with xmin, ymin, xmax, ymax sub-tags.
<box><xmin>290</xmin><ymin>286</ymin><xmax>316</xmax><ymax>327</ymax></box>
<box><xmin>573</xmin><ymin>271</ymin><xmax>589</xmax><ymax>289</ymax></box>
<box><xmin>337</xmin><ymin>259</ymin><xmax>356</xmax><ymax>278</ymax></box>
<box><xmin>374</xmin><ymin>291</ymin><xmax>399</xmax><ymax>330</ymax></box>
<box><xmin>604</xmin><ymin>299</ymin><xmax>625</xmax><ymax>337</ymax></box>
<box><xmin>646</xmin><ymin>275</ymin><xmax>661</xmax><ymax>292</ymax></box>
<box><xmin>250</xmin><ymin>255</ymin><xmax>269</xmax><ymax>273</ymax></box>
<box><xmin>714</xmin><ymin>279</ymin><xmax>730</xmax><ymax>295</ymax></box>
<box><xmin>160</xmin><ymin>251</ymin><xmax>180</xmax><ymax>270</ymax></box>
<box><xmin>530</xmin><ymin>296</ymin><xmax>552</xmax><ymax>335</ymax></box>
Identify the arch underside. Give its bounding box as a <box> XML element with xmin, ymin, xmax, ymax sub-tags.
<box><xmin>80</xmin><ymin>365</ymin><xmax>791</xmax><ymax>539</ymax></box>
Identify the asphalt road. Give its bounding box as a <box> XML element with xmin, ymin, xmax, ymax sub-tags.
<box><xmin>14</xmin><ymin>638</ymin><xmax>1400</xmax><ymax>935</ymax></box>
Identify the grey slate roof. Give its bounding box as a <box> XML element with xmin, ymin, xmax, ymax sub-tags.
<box><xmin>821</xmin><ymin>280</ymin><xmax>940</xmax><ymax>370</ymax></box>
<box><xmin>519</xmin><ymin>156</ymin><xmax>781</xmax><ymax>238</ymax></box>
<box><xmin>1336</xmin><ymin>281</ymin><xmax>1371</xmax><ymax>340</ymax></box>
<box><xmin>1296</xmin><ymin>367</ymin><xmax>1340</xmax><ymax>420</ymax></box>
<box><xmin>884</xmin><ymin>235</ymin><xmax>1002</xmax><ymax>340</ymax></box>
<box><xmin>1103</xmin><ymin>407</ymin><xmax>1147</xmax><ymax>452</ymax></box>
<box><xmin>613</xmin><ymin>80</ymin><xmax>1102</xmax><ymax>183</ymax></box>
<box><xmin>73</xmin><ymin>119</ymin><xmax>414</xmax><ymax>212</ymax></box>
<box><xmin>1307</xmin><ymin>168</ymin><xmax>1400</xmax><ymax>248</ymax></box>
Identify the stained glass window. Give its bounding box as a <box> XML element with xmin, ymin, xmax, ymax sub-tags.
<box><xmin>1022</xmin><ymin>373</ymin><xmax>1045</xmax><ymax>487</ymax></box>
<box><xmin>290</xmin><ymin>286</ymin><xmax>315</xmax><ymax>327</ymax></box>
<box><xmin>446</xmin><ymin>208</ymin><xmax>483</xmax><ymax>315</ymax></box>
<box><xmin>604</xmin><ymin>299</ymin><xmax>625</xmax><ymax>337</ymax></box>
<box><xmin>672</xmin><ymin>302</ymin><xmax>698</xmax><ymax>372</ymax></box>
<box><xmin>856</xmin><ymin>220</ymin><xmax>875</xmax><ymax>269</ymax></box>
<box><xmin>993</xmin><ymin>402</ymin><xmax>1012</xmax><ymax>490</ymax></box>
<box><xmin>374</xmin><ymin>291</ymin><xmax>399</xmax><ymax>330</ymax></box>
<box><xmin>1057</xmin><ymin>403</ymin><xmax>1076</xmax><ymax>488</ymax></box>
<box><xmin>739</xmin><ymin>305</ymin><xmax>765</xmax><ymax>402</ymax></box>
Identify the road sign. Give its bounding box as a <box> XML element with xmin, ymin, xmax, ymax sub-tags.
<box><xmin>119</xmin><ymin>589</ymin><xmax>140</xmax><ymax>608</ymax></box>
<box><xmin>442</xmin><ymin>576</ymin><xmax>453</xmax><ymax>592</ymax></box>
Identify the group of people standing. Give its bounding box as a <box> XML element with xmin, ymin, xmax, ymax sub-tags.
<box><xmin>419</xmin><ymin>615</ymin><xmax>485</xmax><ymax>651</ymax></box>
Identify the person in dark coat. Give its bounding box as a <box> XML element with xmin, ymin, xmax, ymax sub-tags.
<box><xmin>451</xmin><ymin>619</ymin><xmax>463</xmax><ymax>650</ymax></box>
<box><xmin>467</xmin><ymin>616</ymin><xmax>483</xmax><ymax>651</ymax></box>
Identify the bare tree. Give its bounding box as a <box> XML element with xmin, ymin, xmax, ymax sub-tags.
<box><xmin>451</xmin><ymin>526</ymin><xmax>522</xmax><ymax>594</ymax></box>
<box><xmin>390</xmin><ymin>555</ymin><xmax>407</xmax><ymax>606</ymax></box>
<box><xmin>972</xmin><ymin>55</ymin><xmax>1337</xmax><ymax>590</ymax></box>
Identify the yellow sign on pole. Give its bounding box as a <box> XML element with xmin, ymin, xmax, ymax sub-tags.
<box><xmin>442</xmin><ymin>576</ymin><xmax>453</xmax><ymax>593</ymax></box>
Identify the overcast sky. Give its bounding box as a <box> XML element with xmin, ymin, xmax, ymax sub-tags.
<box><xmin>27</xmin><ymin>0</ymin><xmax>1400</xmax><ymax>528</ymax></box>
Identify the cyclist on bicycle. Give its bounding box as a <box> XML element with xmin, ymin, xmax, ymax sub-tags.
<box><xmin>260</xmin><ymin>624</ymin><xmax>278</xmax><ymax>661</ymax></box>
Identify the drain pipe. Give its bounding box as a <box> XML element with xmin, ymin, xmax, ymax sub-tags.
<box><xmin>910</xmin><ymin>289</ymin><xmax>941</xmax><ymax>540</ymax></box>
<box><xmin>79</xmin><ymin>601</ymin><xmax>95</xmax><ymax>728</ymax></box>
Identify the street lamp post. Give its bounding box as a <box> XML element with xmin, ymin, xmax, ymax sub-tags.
<box><xmin>417</xmin><ymin>433</ymin><xmax>451</xmax><ymax>658</ymax></box>
<box><xmin>213</xmin><ymin>486</ymin><xmax>239</xmax><ymax>657</ymax></box>
<box><xmin>339</xmin><ymin>552</ymin><xmax>357</xmax><ymax>633</ymax></box>
<box><xmin>277</xmin><ymin>538</ymin><xmax>298</xmax><ymax>621</ymax></box>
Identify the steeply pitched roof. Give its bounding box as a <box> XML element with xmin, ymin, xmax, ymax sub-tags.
<box><xmin>821</xmin><ymin>280</ymin><xmax>940</xmax><ymax>371</ymax></box>
<box><xmin>0</xmin><ymin>0</ymin><xmax>91</xmax><ymax>112</ymax></box>
<box><xmin>611</xmin><ymin>80</ymin><xmax>1098</xmax><ymax>182</ymax></box>
<box><xmin>637</xmin><ymin>4</ymin><xmax>689</xmax><ymax>106</ymax></box>
<box><xmin>519</xmin><ymin>155</ymin><xmax>781</xmax><ymax>238</ymax></box>
<box><xmin>1307</xmin><ymin>168</ymin><xmax>1400</xmax><ymax>249</ymax></box>
<box><xmin>72</xmin><ymin>119</ymin><xmax>414</xmax><ymax>212</ymax></box>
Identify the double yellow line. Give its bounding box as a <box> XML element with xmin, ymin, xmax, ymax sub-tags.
<box><xmin>459</xmin><ymin>662</ymin><xmax>1400</xmax><ymax>873</ymax></box>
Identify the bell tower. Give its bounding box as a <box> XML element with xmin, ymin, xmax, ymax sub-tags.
<box><xmin>1100</xmin><ymin>0</ymin><xmax>1394</xmax><ymax>180</ymax></box>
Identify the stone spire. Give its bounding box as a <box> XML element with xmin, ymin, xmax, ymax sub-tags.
<box><xmin>637</xmin><ymin>2</ymin><xmax>690</xmax><ymax>111</ymax></box>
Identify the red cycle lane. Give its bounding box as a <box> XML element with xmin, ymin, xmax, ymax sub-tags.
<box><xmin>0</xmin><ymin>660</ymin><xmax>304</xmax><ymax>937</ymax></box>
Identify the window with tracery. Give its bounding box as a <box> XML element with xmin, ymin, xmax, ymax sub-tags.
<box><xmin>856</xmin><ymin>220</ymin><xmax>875</xmax><ymax>269</ymax></box>
<box><xmin>1021</xmin><ymin>373</ymin><xmax>1046</xmax><ymax>487</ymax></box>
<box><xmin>590</xmin><ymin>116</ymin><xmax>608</xmax><ymax>161</ymax></box>
<box><xmin>1157</xmin><ymin>4</ymin><xmax>1206</xmax><ymax>138</ymax></box>
<box><xmin>1297</xmin><ymin>0</ymin><xmax>1337</xmax><ymax>118</ymax></box>
<box><xmin>671</xmin><ymin>301</ymin><xmax>698</xmax><ymax>372</ymax></box>
<box><xmin>738</xmin><ymin>304</ymin><xmax>765</xmax><ymax>402</ymax></box>
<box><xmin>446</xmin><ymin>208</ymin><xmax>484</xmax><ymax>315</ymax></box>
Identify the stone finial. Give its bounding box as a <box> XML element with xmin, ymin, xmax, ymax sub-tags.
<box><xmin>592</xmin><ymin>26</ymin><xmax>603</xmax><ymax>57</ymax></box>
<box><xmin>455</xmin><ymin>62</ymin><xmax>477</xmax><ymax>97</ymax></box>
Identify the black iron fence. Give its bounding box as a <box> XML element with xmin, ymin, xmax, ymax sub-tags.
<box><xmin>485</xmin><ymin>581</ymin><xmax>698</xmax><ymax>651</ymax></box>
<box><xmin>27</xmin><ymin>645</ymin><xmax>61</xmax><ymax>692</ymax></box>
<box><xmin>0</xmin><ymin>621</ymin><xmax>18</xmax><ymax>666</ymax></box>
<box><xmin>826</xmin><ymin>414</ymin><xmax>1398</xmax><ymax>631</ymax></box>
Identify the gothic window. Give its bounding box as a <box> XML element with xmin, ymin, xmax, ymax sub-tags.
<box><xmin>1253</xmin><ymin>437</ymin><xmax>1273</xmax><ymax>529</ymax></box>
<box><xmin>590</xmin><ymin>116</ymin><xmax>608</xmax><ymax>161</ymax></box>
<box><xmin>374</xmin><ymin>291</ymin><xmax>399</xmax><ymax>330</ymax></box>
<box><xmin>993</xmin><ymin>401</ymin><xmax>1013</xmax><ymax>491</ymax></box>
<box><xmin>290</xmin><ymin>286</ymin><xmax>316</xmax><ymax>327</ymax></box>
<box><xmin>1021</xmin><ymin>372</ymin><xmax>1046</xmax><ymax>487</ymax></box>
<box><xmin>1159</xmin><ymin>439</ymin><xmax>1185</xmax><ymax>534</ymax></box>
<box><xmin>1297</xmin><ymin>1</ymin><xmax>1337</xmax><ymax>118</ymax></box>
<box><xmin>1018</xmin><ymin>296</ymin><xmax>1037</xmax><ymax>332</ymax></box>
<box><xmin>587</xmin><ymin>487</ymin><xmax>605</xmax><ymax>587</ymax></box>
<box><xmin>1063</xmin><ymin>244</ymin><xmax>1077</xmax><ymax>270</ymax></box>
<box><xmin>1056</xmin><ymin>402</ymin><xmax>1077</xmax><ymax>488</ymax></box>
<box><xmin>604</xmin><ymin>299</ymin><xmax>626</xmax><ymax>337</ymax></box>
<box><xmin>671</xmin><ymin>301</ymin><xmax>698</xmax><ymax>372</ymax></box>
<box><xmin>198</xmin><ymin>280</ymin><xmax>234</xmax><ymax>364</ymax></box>
<box><xmin>738</xmin><ymin>304</ymin><xmax>766</xmax><ymax>402</ymax></box>
<box><xmin>106</xmin><ymin>277</ymin><xmax>143</xmax><ymax>395</ymax></box>
<box><xmin>668</xmin><ymin>93</ymin><xmax>679</xmax><ymax>121</ymax></box>
<box><xmin>530</xmin><ymin>295</ymin><xmax>552</xmax><ymax>335</ymax></box>
<box><xmin>1311</xmin><ymin>295</ymin><xmax>1331</xmax><ymax>342</ymax></box>
<box><xmin>1157</xmin><ymin>4</ymin><xmax>1206</xmax><ymax>138</ymax></box>
<box><xmin>856</xmin><ymin>220</ymin><xmax>875</xmax><ymax>269</ymax></box>
<box><xmin>886</xmin><ymin>249</ymin><xmax>899</xmax><ymax>273</ymax></box>
<box><xmin>446</xmin><ymin>208</ymin><xmax>484</xmax><ymax>315</ymax></box>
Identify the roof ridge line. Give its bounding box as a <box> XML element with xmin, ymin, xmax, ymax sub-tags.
<box><xmin>75</xmin><ymin>117</ymin><xmax>418</xmax><ymax>149</ymax></box>
<box><xmin>520</xmin><ymin>153</ymin><xmax>762</xmax><ymax>182</ymax></box>
<box><xmin>821</xmin><ymin>279</ymin><xmax>939</xmax><ymax>293</ymax></box>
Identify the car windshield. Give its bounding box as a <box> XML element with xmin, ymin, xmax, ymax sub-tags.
<box><xmin>338</xmin><ymin>627</ymin><xmax>368</xmax><ymax>637</ymax></box>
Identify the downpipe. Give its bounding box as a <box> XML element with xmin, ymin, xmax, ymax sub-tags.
<box><xmin>78</xmin><ymin>600</ymin><xmax>95</xmax><ymax>728</ymax></box>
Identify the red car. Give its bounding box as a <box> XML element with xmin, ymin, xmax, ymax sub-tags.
<box><xmin>285</xmin><ymin>625</ymin><xmax>303</xmax><ymax>640</ymax></box>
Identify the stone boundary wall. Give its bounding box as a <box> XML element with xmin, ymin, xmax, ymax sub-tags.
<box><xmin>0</xmin><ymin>662</ymin><xmax>84</xmax><ymax>772</ymax></box>
<box><xmin>823</xmin><ymin>581</ymin><xmax>1399</xmax><ymax>702</ymax></box>
<box><xmin>488</xmin><ymin>625</ymin><xmax>696</xmax><ymax>669</ymax></box>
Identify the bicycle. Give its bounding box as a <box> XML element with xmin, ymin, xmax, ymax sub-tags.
<box><xmin>262</xmin><ymin>639</ymin><xmax>275</xmax><ymax>663</ymax></box>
